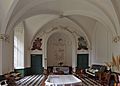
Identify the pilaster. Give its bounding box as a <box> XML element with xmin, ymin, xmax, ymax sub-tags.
<box><xmin>0</xmin><ymin>39</ymin><xmax>3</xmax><ymax>75</ymax></box>
<box><xmin>0</xmin><ymin>33</ymin><xmax>10</xmax><ymax>75</ymax></box>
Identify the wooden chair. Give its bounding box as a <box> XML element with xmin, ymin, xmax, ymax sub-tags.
<box><xmin>114</xmin><ymin>74</ymin><xmax>119</xmax><ymax>85</ymax></box>
<box><xmin>99</xmin><ymin>72</ymin><xmax>111</xmax><ymax>86</ymax></box>
<box><xmin>4</xmin><ymin>73</ymin><xmax>17</xmax><ymax>86</ymax></box>
<box><xmin>75</xmin><ymin>69</ymin><xmax>84</xmax><ymax>78</ymax></box>
<box><xmin>117</xmin><ymin>74</ymin><xmax>120</xmax><ymax>86</ymax></box>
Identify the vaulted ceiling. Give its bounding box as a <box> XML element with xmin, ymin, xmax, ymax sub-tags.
<box><xmin>0</xmin><ymin>0</ymin><xmax>120</xmax><ymax>44</ymax></box>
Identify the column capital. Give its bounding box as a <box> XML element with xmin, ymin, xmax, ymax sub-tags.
<box><xmin>0</xmin><ymin>34</ymin><xmax>9</xmax><ymax>41</ymax></box>
<box><xmin>113</xmin><ymin>35</ymin><xmax>120</xmax><ymax>43</ymax></box>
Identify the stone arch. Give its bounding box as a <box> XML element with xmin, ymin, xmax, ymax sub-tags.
<box><xmin>3</xmin><ymin>0</ymin><xmax>118</xmax><ymax>37</ymax></box>
<box><xmin>0</xmin><ymin>0</ymin><xmax>19</xmax><ymax>33</ymax></box>
<box><xmin>30</xmin><ymin>15</ymin><xmax>91</xmax><ymax>49</ymax></box>
<box><xmin>64</xmin><ymin>10</ymin><xmax>116</xmax><ymax>36</ymax></box>
<box><xmin>43</xmin><ymin>27</ymin><xmax>77</xmax><ymax>72</ymax></box>
<box><xmin>5</xmin><ymin>10</ymin><xmax>117</xmax><ymax>37</ymax></box>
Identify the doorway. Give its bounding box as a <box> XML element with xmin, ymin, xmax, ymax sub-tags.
<box><xmin>31</xmin><ymin>54</ymin><xmax>43</xmax><ymax>75</ymax></box>
<box><xmin>77</xmin><ymin>54</ymin><xmax>89</xmax><ymax>69</ymax></box>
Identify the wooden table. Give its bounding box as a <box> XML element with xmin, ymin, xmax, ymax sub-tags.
<box><xmin>45</xmin><ymin>75</ymin><xmax>82</xmax><ymax>86</ymax></box>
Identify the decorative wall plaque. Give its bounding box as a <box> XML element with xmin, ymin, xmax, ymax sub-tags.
<box><xmin>78</xmin><ymin>36</ymin><xmax>88</xmax><ymax>50</ymax></box>
<box><xmin>31</xmin><ymin>37</ymin><xmax>42</xmax><ymax>50</ymax></box>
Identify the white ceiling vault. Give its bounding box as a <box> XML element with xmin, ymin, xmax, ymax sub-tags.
<box><xmin>0</xmin><ymin>0</ymin><xmax>120</xmax><ymax>43</ymax></box>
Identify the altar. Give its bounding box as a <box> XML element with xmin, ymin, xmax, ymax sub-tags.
<box><xmin>53</xmin><ymin>66</ymin><xmax>69</xmax><ymax>74</ymax></box>
<box><xmin>47</xmin><ymin>66</ymin><xmax>72</xmax><ymax>74</ymax></box>
<box><xmin>45</xmin><ymin>75</ymin><xmax>82</xmax><ymax>86</ymax></box>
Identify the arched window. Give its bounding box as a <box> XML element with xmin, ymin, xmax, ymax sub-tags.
<box><xmin>14</xmin><ymin>22</ymin><xmax>24</xmax><ymax>69</ymax></box>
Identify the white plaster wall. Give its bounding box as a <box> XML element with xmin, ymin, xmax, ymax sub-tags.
<box><xmin>0</xmin><ymin>0</ymin><xmax>13</xmax><ymax>13</ymax></box>
<box><xmin>24</xmin><ymin>34</ymin><xmax>31</xmax><ymax>68</ymax></box>
<box><xmin>91</xmin><ymin>22</ymin><xmax>112</xmax><ymax>65</ymax></box>
<box><xmin>24</xmin><ymin>50</ymin><xmax>31</xmax><ymax>68</ymax></box>
<box><xmin>107</xmin><ymin>31</ymin><xmax>113</xmax><ymax>62</ymax></box>
<box><xmin>0</xmin><ymin>0</ymin><xmax>14</xmax><ymax>32</ymax></box>
<box><xmin>24</xmin><ymin>28</ymin><xmax>30</xmax><ymax>68</ymax></box>
<box><xmin>0</xmin><ymin>41</ymin><xmax>3</xmax><ymax>75</ymax></box>
<box><xmin>24</xmin><ymin>15</ymin><xmax>58</xmax><ymax>47</ymax></box>
<box><xmin>70</xmin><ymin>15</ymin><xmax>96</xmax><ymax>42</ymax></box>
<box><xmin>47</xmin><ymin>32</ymin><xmax>72</xmax><ymax>66</ymax></box>
<box><xmin>113</xmin><ymin>42</ymin><xmax>120</xmax><ymax>56</ymax></box>
<box><xmin>2</xmin><ymin>31</ymin><xmax>14</xmax><ymax>74</ymax></box>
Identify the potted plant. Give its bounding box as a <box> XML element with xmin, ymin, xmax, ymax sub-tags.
<box><xmin>105</xmin><ymin>56</ymin><xmax>120</xmax><ymax>73</ymax></box>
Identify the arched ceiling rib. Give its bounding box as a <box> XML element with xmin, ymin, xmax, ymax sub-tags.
<box><xmin>24</xmin><ymin>14</ymin><xmax>59</xmax><ymax>45</ymax></box>
<box><xmin>0</xmin><ymin>0</ymin><xmax>120</xmax><ymax>38</ymax></box>
<box><xmin>66</xmin><ymin>15</ymin><xmax>96</xmax><ymax>44</ymax></box>
<box><xmin>6</xmin><ymin>10</ymin><xmax>60</xmax><ymax>35</ymax></box>
<box><xmin>111</xmin><ymin>0</ymin><xmax>120</xmax><ymax>35</ymax></box>
<box><xmin>3</xmin><ymin>0</ymin><xmax>119</xmax><ymax>35</ymax></box>
<box><xmin>87</xmin><ymin>0</ymin><xmax>120</xmax><ymax>35</ymax></box>
<box><xmin>0</xmin><ymin>0</ymin><xmax>19</xmax><ymax>33</ymax></box>
<box><xmin>29</xmin><ymin>15</ymin><xmax>96</xmax><ymax>48</ymax></box>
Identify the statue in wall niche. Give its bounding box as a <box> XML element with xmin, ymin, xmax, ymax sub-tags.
<box><xmin>31</xmin><ymin>37</ymin><xmax>42</xmax><ymax>50</ymax></box>
<box><xmin>78</xmin><ymin>36</ymin><xmax>88</xmax><ymax>50</ymax></box>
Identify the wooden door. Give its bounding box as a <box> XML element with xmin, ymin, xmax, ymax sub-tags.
<box><xmin>31</xmin><ymin>54</ymin><xmax>43</xmax><ymax>75</ymax></box>
<box><xmin>77</xmin><ymin>54</ymin><xmax>89</xmax><ymax>69</ymax></box>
